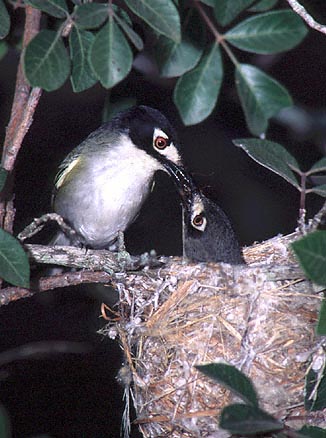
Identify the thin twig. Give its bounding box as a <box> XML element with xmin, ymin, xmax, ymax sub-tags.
<box><xmin>2</xmin><ymin>6</ymin><xmax>42</xmax><ymax>172</ymax></box>
<box><xmin>286</xmin><ymin>0</ymin><xmax>326</xmax><ymax>35</ymax></box>
<box><xmin>3</xmin><ymin>86</ymin><xmax>42</xmax><ymax>172</ymax></box>
<box><xmin>0</xmin><ymin>270</ymin><xmax>114</xmax><ymax>306</ymax></box>
<box><xmin>308</xmin><ymin>199</ymin><xmax>326</xmax><ymax>231</ymax></box>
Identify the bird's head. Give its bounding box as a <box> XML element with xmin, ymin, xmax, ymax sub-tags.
<box><xmin>167</xmin><ymin>166</ymin><xmax>244</xmax><ymax>264</ymax></box>
<box><xmin>105</xmin><ymin>105</ymin><xmax>183</xmax><ymax>170</ymax></box>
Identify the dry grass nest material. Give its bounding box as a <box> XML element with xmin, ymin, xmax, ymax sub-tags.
<box><xmin>101</xmin><ymin>232</ymin><xmax>326</xmax><ymax>437</ymax></box>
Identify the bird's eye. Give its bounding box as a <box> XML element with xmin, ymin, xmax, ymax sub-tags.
<box><xmin>154</xmin><ymin>136</ymin><xmax>168</xmax><ymax>150</ymax></box>
<box><xmin>193</xmin><ymin>214</ymin><xmax>204</xmax><ymax>227</ymax></box>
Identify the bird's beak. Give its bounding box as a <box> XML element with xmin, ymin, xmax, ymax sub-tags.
<box><xmin>162</xmin><ymin>161</ymin><xmax>197</xmax><ymax>210</ymax></box>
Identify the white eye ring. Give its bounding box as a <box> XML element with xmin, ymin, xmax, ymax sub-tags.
<box><xmin>153</xmin><ymin>128</ymin><xmax>169</xmax><ymax>150</ymax></box>
<box><xmin>154</xmin><ymin>136</ymin><xmax>168</xmax><ymax>149</ymax></box>
<box><xmin>191</xmin><ymin>213</ymin><xmax>207</xmax><ymax>231</ymax></box>
<box><xmin>153</xmin><ymin>127</ymin><xmax>182</xmax><ymax>164</ymax></box>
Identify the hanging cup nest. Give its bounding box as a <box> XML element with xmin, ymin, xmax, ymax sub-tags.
<box><xmin>101</xmin><ymin>232</ymin><xmax>325</xmax><ymax>437</ymax></box>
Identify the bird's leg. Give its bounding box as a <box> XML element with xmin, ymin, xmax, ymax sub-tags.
<box><xmin>116</xmin><ymin>230</ymin><xmax>132</xmax><ymax>268</ymax></box>
<box><xmin>117</xmin><ymin>230</ymin><xmax>126</xmax><ymax>252</ymax></box>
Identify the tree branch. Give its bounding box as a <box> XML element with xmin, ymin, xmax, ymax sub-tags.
<box><xmin>0</xmin><ymin>270</ymin><xmax>115</xmax><ymax>306</ymax></box>
<box><xmin>2</xmin><ymin>6</ymin><xmax>42</xmax><ymax>172</ymax></box>
<box><xmin>24</xmin><ymin>244</ymin><xmax>163</xmax><ymax>272</ymax></box>
<box><xmin>286</xmin><ymin>0</ymin><xmax>326</xmax><ymax>34</ymax></box>
<box><xmin>0</xmin><ymin>230</ymin><xmax>310</xmax><ymax>307</ymax></box>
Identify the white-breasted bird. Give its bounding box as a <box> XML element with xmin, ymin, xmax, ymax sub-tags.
<box><xmin>52</xmin><ymin>105</ymin><xmax>184</xmax><ymax>249</ymax></box>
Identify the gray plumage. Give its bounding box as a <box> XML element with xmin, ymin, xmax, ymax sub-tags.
<box><xmin>183</xmin><ymin>192</ymin><xmax>245</xmax><ymax>265</ymax></box>
<box><xmin>166</xmin><ymin>165</ymin><xmax>244</xmax><ymax>264</ymax></box>
<box><xmin>52</xmin><ymin>106</ymin><xmax>182</xmax><ymax>249</ymax></box>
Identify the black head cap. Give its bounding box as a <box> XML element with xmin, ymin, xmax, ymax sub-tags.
<box><xmin>106</xmin><ymin>105</ymin><xmax>180</xmax><ymax>153</ymax></box>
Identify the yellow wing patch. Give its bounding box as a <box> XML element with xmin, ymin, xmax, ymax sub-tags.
<box><xmin>54</xmin><ymin>156</ymin><xmax>82</xmax><ymax>190</ymax></box>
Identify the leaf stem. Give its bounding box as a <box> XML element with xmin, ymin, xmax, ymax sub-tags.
<box><xmin>193</xmin><ymin>0</ymin><xmax>238</xmax><ymax>66</ymax></box>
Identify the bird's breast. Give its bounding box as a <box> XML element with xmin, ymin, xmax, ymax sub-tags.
<box><xmin>55</xmin><ymin>142</ymin><xmax>163</xmax><ymax>248</ymax></box>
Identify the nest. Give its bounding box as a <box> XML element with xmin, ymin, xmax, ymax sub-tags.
<box><xmin>101</xmin><ymin>232</ymin><xmax>326</xmax><ymax>437</ymax></box>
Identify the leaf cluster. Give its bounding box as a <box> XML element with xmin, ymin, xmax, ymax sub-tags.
<box><xmin>0</xmin><ymin>0</ymin><xmax>308</xmax><ymax>134</ymax></box>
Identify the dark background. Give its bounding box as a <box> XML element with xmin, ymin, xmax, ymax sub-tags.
<box><xmin>1</xmin><ymin>1</ymin><xmax>326</xmax><ymax>437</ymax></box>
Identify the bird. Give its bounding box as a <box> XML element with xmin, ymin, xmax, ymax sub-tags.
<box><xmin>51</xmin><ymin>105</ymin><xmax>185</xmax><ymax>250</ymax></box>
<box><xmin>168</xmin><ymin>166</ymin><xmax>245</xmax><ymax>264</ymax></box>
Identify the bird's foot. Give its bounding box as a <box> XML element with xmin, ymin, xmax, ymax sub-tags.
<box><xmin>116</xmin><ymin>231</ymin><xmax>132</xmax><ymax>268</ymax></box>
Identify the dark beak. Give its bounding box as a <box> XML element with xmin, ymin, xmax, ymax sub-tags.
<box><xmin>162</xmin><ymin>161</ymin><xmax>197</xmax><ymax>210</ymax></box>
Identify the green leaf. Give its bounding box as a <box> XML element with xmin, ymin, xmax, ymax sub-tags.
<box><xmin>0</xmin><ymin>0</ymin><xmax>10</xmax><ymax>39</ymax></box>
<box><xmin>74</xmin><ymin>3</ymin><xmax>109</xmax><ymax>29</ymax></box>
<box><xmin>220</xmin><ymin>404</ymin><xmax>283</xmax><ymax>435</ymax></box>
<box><xmin>102</xmin><ymin>97</ymin><xmax>137</xmax><ymax>123</ymax></box>
<box><xmin>249</xmin><ymin>0</ymin><xmax>279</xmax><ymax>12</ymax></box>
<box><xmin>69</xmin><ymin>28</ymin><xmax>97</xmax><ymax>92</ymax></box>
<box><xmin>305</xmin><ymin>366</ymin><xmax>326</xmax><ymax>411</ymax></box>
<box><xmin>0</xmin><ymin>229</ymin><xmax>30</xmax><ymax>288</ymax></box>
<box><xmin>235</xmin><ymin>63</ymin><xmax>292</xmax><ymax>136</ymax></box>
<box><xmin>300</xmin><ymin>425</ymin><xmax>326</xmax><ymax>438</ymax></box>
<box><xmin>114</xmin><ymin>12</ymin><xmax>144</xmax><ymax>51</ymax></box>
<box><xmin>196</xmin><ymin>363</ymin><xmax>259</xmax><ymax>406</ymax></box>
<box><xmin>112</xmin><ymin>6</ymin><xmax>133</xmax><ymax>26</ymax></box>
<box><xmin>124</xmin><ymin>0</ymin><xmax>181</xmax><ymax>43</ymax></box>
<box><xmin>225</xmin><ymin>10</ymin><xmax>308</xmax><ymax>54</ymax></box>
<box><xmin>317</xmin><ymin>299</ymin><xmax>326</xmax><ymax>336</ymax></box>
<box><xmin>155</xmin><ymin>9</ymin><xmax>205</xmax><ymax>78</ymax></box>
<box><xmin>25</xmin><ymin>0</ymin><xmax>68</xmax><ymax>18</ymax></box>
<box><xmin>292</xmin><ymin>231</ymin><xmax>326</xmax><ymax>285</ymax></box>
<box><xmin>309</xmin><ymin>157</ymin><xmax>326</xmax><ymax>174</ymax></box>
<box><xmin>310</xmin><ymin>185</ymin><xmax>326</xmax><ymax>197</ymax></box>
<box><xmin>174</xmin><ymin>43</ymin><xmax>223</xmax><ymax>125</ymax></box>
<box><xmin>24</xmin><ymin>30</ymin><xmax>70</xmax><ymax>91</ymax></box>
<box><xmin>0</xmin><ymin>40</ymin><xmax>8</xmax><ymax>60</ymax></box>
<box><xmin>214</xmin><ymin>0</ymin><xmax>255</xmax><ymax>26</ymax></box>
<box><xmin>233</xmin><ymin>138</ymin><xmax>300</xmax><ymax>189</ymax></box>
<box><xmin>0</xmin><ymin>404</ymin><xmax>11</xmax><ymax>438</ymax></box>
<box><xmin>0</xmin><ymin>167</ymin><xmax>7</xmax><ymax>192</ymax></box>
<box><xmin>89</xmin><ymin>17</ymin><xmax>133</xmax><ymax>89</ymax></box>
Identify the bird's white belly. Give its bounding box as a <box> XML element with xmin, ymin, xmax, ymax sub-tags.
<box><xmin>72</xmin><ymin>149</ymin><xmax>160</xmax><ymax>247</ymax></box>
